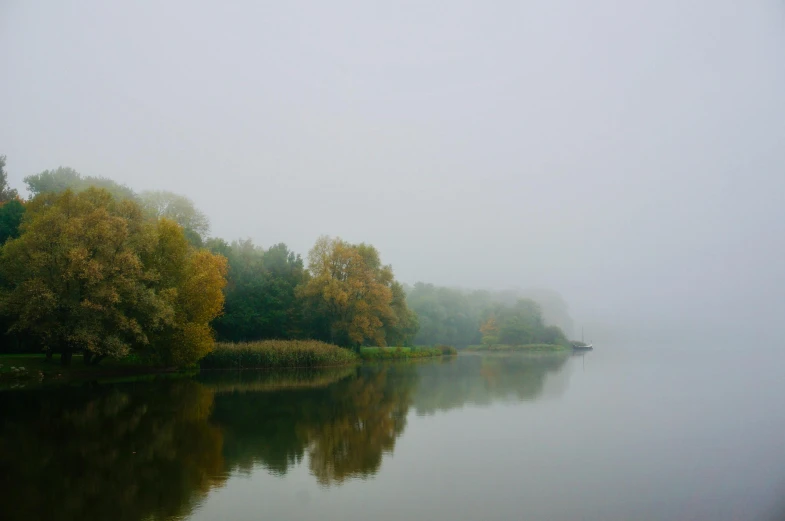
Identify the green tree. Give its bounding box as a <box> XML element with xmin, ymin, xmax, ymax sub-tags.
<box><xmin>383</xmin><ymin>281</ymin><xmax>419</xmax><ymax>346</ymax></box>
<box><xmin>405</xmin><ymin>283</ymin><xmax>483</xmax><ymax>347</ymax></box>
<box><xmin>0</xmin><ymin>155</ymin><xmax>19</xmax><ymax>202</ymax></box>
<box><xmin>0</xmin><ymin>199</ymin><xmax>25</xmax><ymax>244</ymax></box>
<box><xmin>488</xmin><ymin>298</ymin><xmax>568</xmax><ymax>346</ymax></box>
<box><xmin>139</xmin><ymin>190</ymin><xmax>210</xmax><ymax>244</ymax></box>
<box><xmin>211</xmin><ymin>240</ymin><xmax>307</xmax><ymax>342</ymax></box>
<box><xmin>24</xmin><ymin>166</ymin><xmax>136</xmax><ymax>200</ymax></box>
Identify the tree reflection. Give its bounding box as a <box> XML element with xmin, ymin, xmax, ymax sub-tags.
<box><xmin>0</xmin><ymin>381</ymin><xmax>225</xmax><ymax>521</ymax></box>
<box><xmin>211</xmin><ymin>365</ymin><xmax>417</xmax><ymax>486</ymax></box>
<box><xmin>0</xmin><ymin>353</ymin><xmax>575</xmax><ymax>521</ymax></box>
<box><xmin>302</xmin><ymin>366</ymin><xmax>415</xmax><ymax>485</ymax></box>
<box><xmin>412</xmin><ymin>353</ymin><xmax>571</xmax><ymax>414</ymax></box>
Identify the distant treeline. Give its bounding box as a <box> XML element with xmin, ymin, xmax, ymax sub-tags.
<box><xmin>0</xmin><ymin>157</ymin><xmax>573</xmax><ymax>365</ymax></box>
<box><xmin>405</xmin><ymin>283</ymin><xmax>574</xmax><ymax>347</ymax></box>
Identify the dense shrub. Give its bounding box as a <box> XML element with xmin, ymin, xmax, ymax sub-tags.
<box><xmin>434</xmin><ymin>344</ymin><xmax>458</xmax><ymax>356</ymax></box>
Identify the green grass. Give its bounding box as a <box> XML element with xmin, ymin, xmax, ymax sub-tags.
<box><xmin>201</xmin><ymin>340</ymin><xmax>358</xmax><ymax>369</ymax></box>
<box><xmin>359</xmin><ymin>345</ymin><xmax>457</xmax><ymax>361</ymax></box>
<box><xmin>465</xmin><ymin>343</ymin><xmax>569</xmax><ymax>352</ymax></box>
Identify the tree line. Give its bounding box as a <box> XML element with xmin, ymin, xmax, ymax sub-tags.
<box><xmin>0</xmin><ymin>157</ymin><xmax>572</xmax><ymax>365</ymax></box>
<box><xmin>405</xmin><ymin>282</ymin><xmax>573</xmax><ymax>347</ymax></box>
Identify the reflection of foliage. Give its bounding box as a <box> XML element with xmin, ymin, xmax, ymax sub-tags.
<box><xmin>304</xmin><ymin>366</ymin><xmax>415</xmax><ymax>485</ymax></box>
<box><xmin>412</xmin><ymin>354</ymin><xmax>570</xmax><ymax>415</ymax></box>
<box><xmin>0</xmin><ymin>381</ymin><xmax>225</xmax><ymax>521</ymax></box>
<box><xmin>211</xmin><ymin>365</ymin><xmax>417</xmax><ymax>485</ymax></box>
<box><xmin>0</xmin><ymin>353</ymin><xmax>574</xmax><ymax>518</ymax></box>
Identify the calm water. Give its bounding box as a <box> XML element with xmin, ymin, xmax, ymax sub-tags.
<box><xmin>2</xmin><ymin>344</ymin><xmax>784</xmax><ymax>521</ymax></box>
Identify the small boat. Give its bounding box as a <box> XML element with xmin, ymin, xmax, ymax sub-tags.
<box><xmin>572</xmin><ymin>327</ymin><xmax>594</xmax><ymax>351</ymax></box>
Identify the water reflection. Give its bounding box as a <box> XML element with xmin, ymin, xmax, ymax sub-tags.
<box><xmin>414</xmin><ymin>353</ymin><xmax>571</xmax><ymax>414</ymax></box>
<box><xmin>0</xmin><ymin>381</ymin><xmax>225</xmax><ymax>521</ymax></box>
<box><xmin>0</xmin><ymin>353</ymin><xmax>572</xmax><ymax>521</ymax></box>
<box><xmin>209</xmin><ymin>365</ymin><xmax>416</xmax><ymax>485</ymax></box>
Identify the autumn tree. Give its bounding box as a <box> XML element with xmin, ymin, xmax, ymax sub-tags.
<box><xmin>0</xmin><ymin>189</ymin><xmax>227</xmax><ymax>366</ymax></box>
<box><xmin>299</xmin><ymin>236</ymin><xmax>416</xmax><ymax>348</ymax></box>
<box><xmin>135</xmin><ymin>218</ymin><xmax>228</xmax><ymax>366</ymax></box>
<box><xmin>479</xmin><ymin>317</ymin><xmax>500</xmax><ymax>345</ymax></box>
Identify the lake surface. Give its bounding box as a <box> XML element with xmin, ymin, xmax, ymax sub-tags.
<box><xmin>2</xmin><ymin>344</ymin><xmax>784</xmax><ymax>521</ymax></box>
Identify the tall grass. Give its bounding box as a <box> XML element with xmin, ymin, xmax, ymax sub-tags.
<box><xmin>201</xmin><ymin>340</ymin><xmax>358</xmax><ymax>369</ymax></box>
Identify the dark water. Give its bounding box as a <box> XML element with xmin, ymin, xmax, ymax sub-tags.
<box><xmin>2</xmin><ymin>346</ymin><xmax>784</xmax><ymax>521</ymax></box>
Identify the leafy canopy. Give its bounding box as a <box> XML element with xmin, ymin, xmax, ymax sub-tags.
<box><xmin>24</xmin><ymin>166</ymin><xmax>136</xmax><ymax>201</ymax></box>
<box><xmin>0</xmin><ymin>188</ymin><xmax>227</xmax><ymax>366</ymax></box>
<box><xmin>212</xmin><ymin>240</ymin><xmax>307</xmax><ymax>342</ymax></box>
<box><xmin>0</xmin><ymin>199</ymin><xmax>25</xmax><ymax>244</ymax></box>
<box><xmin>139</xmin><ymin>190</ymin><xmax>210</xmax><ymax>243</ymax></box>
<box><xmin>299</xmin><ymin>236</ymin><xmax>417</xmax><ymax>348</ymax></box>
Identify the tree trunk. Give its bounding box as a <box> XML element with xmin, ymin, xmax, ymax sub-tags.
<box><xmin>90</xmin><ymin>355</ymin><xmax>105</xmax><ymax>366</ymax></box>
<box><xmin>46</xmin><ymin>351</ymin><xmax>53</xmax><ymax>361</ymax></box>
<box><xmin>60</xmin><ymin>351</ymin><xmax>72</xmax><ymax>367</ymax></box>
<box><xmin>83</xmin><ymin>352</ymin><xmax>93</xmax><ymax>365</ymax></box>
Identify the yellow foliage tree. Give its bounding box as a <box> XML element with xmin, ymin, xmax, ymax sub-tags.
<box><xmin>300</xmin><ymin>236</ymin><xmax>398</xmax><ymax>348</ymax></box>
<box><xmin>0</xmin><ymin>189</ymin><xmax>227</xmax><ymax>366</ymax></box>
<box><xmin>480</xmin><ymin>317</ymin><xmax>500</xmax><ymax>345</ymax></box>
<box><xmin>140</xmin><ymin>219</ymin><xmax>228</xmax><ymax>366</ymax></box>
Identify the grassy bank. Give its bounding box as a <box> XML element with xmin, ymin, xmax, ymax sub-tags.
<box><xmin>359</xmin><ymin>345</ymin><xmax>457</xmax><ymax>361</ymax></box>
<box><xmin>0</xmin><ymin>353</ymin><xmax>177</xmax><ymax>387</ymax></box>
<box><xmin>465</xmin><ymin>344</ymin><xmax>569</xmax><ymax>353</ymax></box>
<box><xmin>201</xmin><ymin>340</ymin><xmax>358</xmax><ymax>369</ymax></box>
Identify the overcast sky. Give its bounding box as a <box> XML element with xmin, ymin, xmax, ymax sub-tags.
<box><xmin>1</xmin><ymin>1</ymin><xmax>784</xmax><ymax>336</ymax></box>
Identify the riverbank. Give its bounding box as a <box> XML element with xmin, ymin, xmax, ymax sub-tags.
<box><xmin>464</xmin><ymin>344</ymin><xmax>570</xmax><ymax>353</ymax></box>
<box><xmin>0</xmin><ymin>341</ymin><xmax>457</xmax><ymax>388</ymax></box>
<box><xmin>0</xmin><ymin>353</ymin><xmax>180</xmax><ymax>387</ymax></box>
<box><xmin>359</xmin><ymin>345</ymin><xmax>457</xmax><ymax>360</ymax></box>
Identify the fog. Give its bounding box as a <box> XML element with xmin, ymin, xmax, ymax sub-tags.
<box><xmin>2</xmin><ymin>1</ymin><xmax>784</xmax><ymax>340</ymax></box>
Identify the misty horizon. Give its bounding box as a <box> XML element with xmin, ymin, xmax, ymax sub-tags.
<box><xmin>2</xmin><ymin>1</ymin><xmax>784</xmax><ymax>338</ymax></box>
